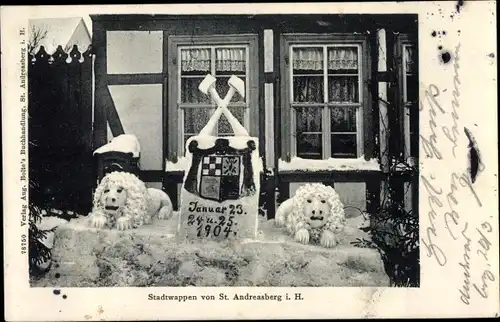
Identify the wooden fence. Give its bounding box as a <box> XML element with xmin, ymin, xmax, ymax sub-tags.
<box><xmin>28</xmin><ymin>45</ymin><xmax>94</xmax><ymax>215</ymax></box>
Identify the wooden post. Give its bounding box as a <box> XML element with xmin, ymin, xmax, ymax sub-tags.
<box><xmin>377</xmin><ymin>28</ymin><xmax>392</xmax><ymax>209</ymax></box>
<box><xmin>92</xmin><ymin>22</ymin><xmax>108</xmax><ymax>149</ymax></box>
<box><xmin>167</xmin><ymin>182</ymin><xmax>179</xmax><ymax>211</ymax></box>
<box><xmin>273</xmin><ymin>24</ymin><xmax>282</xmax><ymax>218</ymax></box>
<box><xmin>161</xmin><ymin>31</ymin><xmax>175</xmax><ymax>209</ymax></box>
<box><xmin>277</xmin><ymin>181</ymin><xmax>290</xmax><ymax>205</ymax></box>
<box><xmin>81</xmin><ymin>47</ymin><xmax>93</xmax><ymax>154</ymax></box>
<box><xmin>377</xmin><ymin>28</ymin><xmax>389</xmax><ymax>174</ymax></box>
<box><xmin>262</xmin><ymin>29</ymin><xmax>276</xmax><ymax>219</ymax></box>
<box><xmin>258</xmin><ymin>28</ymin><xmax>266</xmax><ymax>163</ymax></box>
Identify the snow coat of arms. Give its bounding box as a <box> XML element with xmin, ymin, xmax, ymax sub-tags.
<box><xmin>177</xmin><ymin>74</ymin><xmax>261</xmax><ymax>240</ymax></box>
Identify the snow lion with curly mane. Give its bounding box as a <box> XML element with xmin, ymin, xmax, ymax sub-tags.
<box><xmin>275</xmin><ymin>183</ymin><xmax>346</xmax><ymax>248</ymax></box>
<box><xmin>88</xmin><ymin>171</ymin><xmax>173</xmax><ymax>230</ymax></box>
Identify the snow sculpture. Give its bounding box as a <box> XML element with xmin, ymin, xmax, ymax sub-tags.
<box><xmin>93</xmin><ymin>134</ymin><xmax>141</xmax><ymax>158</ymax></box>
<box><xmin>177</xmin><ymin>74</ymin><xmax>261</xmax><ymax>240</ymax></box>
<box><xmin>93</xmin><ymin>134</ymin><xmax>141</xmax><ymax>181</ymax></box>
<box><xmin>88</xmin><ymin>171</ymin><xmax>173</xmax><ymax>230</ymax></box>
<box><xmin>275</xmin><ymin>183</ymin><xmax>346</xmax><ymax>248</ymax></box>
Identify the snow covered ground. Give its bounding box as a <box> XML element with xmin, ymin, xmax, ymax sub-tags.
<box><xmin>32</xmin><ymin>213</ymin><xmax>389</xmax><ymax>287</ymax></box>
<box><xmin>33</xmin><ymin>215</ymin><xmax>71</xmax><ymax>270</ymax></box>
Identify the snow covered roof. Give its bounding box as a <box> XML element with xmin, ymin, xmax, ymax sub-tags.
<box><xmin>29</xmin><ymin>17</ymin><xmax>91</xmax><ymax>55</ymax></box>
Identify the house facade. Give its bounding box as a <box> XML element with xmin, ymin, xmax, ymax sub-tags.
<box><xmin>90</xmin><ymin>14</ymin><xmax>418</xmax><ymax>218</ymax></box>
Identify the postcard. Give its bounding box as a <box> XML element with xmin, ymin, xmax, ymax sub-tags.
<box><xmin>2</xmin><ymin>2</ymin><xmax>498</xmax><ymax>320</ymax></box>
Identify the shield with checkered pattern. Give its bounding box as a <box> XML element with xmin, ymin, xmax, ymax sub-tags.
<box><xmin>199</xmin><ymin>155</ymin><xmax>241</xmax><ymax>202</ymax></box>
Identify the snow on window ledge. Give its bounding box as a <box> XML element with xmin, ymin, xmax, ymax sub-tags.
<box><xmin>165</xmin><ymin>156</ymin><xmax>190</xmax><ymax>172</ymax></box>
<box><xmin>278</xmin><ymin>156</ymin><xmax>381</xmax><ymax>172</ymax></box>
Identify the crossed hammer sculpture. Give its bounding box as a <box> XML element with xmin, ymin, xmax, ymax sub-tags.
<box><xmin>198</xmin><ymin>74</ymin><xmax>249</xmax><ymax>136</ymax></box>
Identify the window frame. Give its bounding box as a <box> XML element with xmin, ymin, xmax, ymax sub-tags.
<box><xmin>396</xmin><ymin>34</ymin><xmax>418</xmax><ymax>160</ymax></box>
<box><xmin>280</xmin><ymin>33</ymin><xmax>370</xmax><ymax>161</ymax></box>
<box><xmin>177</xmin><ymin>44</ymin><xmax>250</xmax><ymax>142</ymax></box>
<box><xmin>167</xmin><ymin>34</ymin><xmax>259</xmax><ymax>159</ymax></box>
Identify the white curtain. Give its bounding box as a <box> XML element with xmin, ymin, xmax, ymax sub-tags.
<box><xmin>328</xmin><ymin>47</ymin><xmax>358</xmax><ymax>70</ymax></box>
<box><xmin>216</xmin><ymin>48</ymin><xmax>246</xmax><ymax>72</ymax></box>
<box><xmin>181</xmin><ymin>48</ymin><xmax>211</xmax><ymax>72</ymax></box>
<box><xmin>293</xmin><ymin>48</ymin><xmax>324</xmax><ymax>70</ymax></box>
<box><xmin>292</xmin><ymin>47</ymin><xmax>358</xmax><ymax>70</ymax></box>
<box><xmin>181</xmin><ymin>47</ymin><xmax>246</xmax><ymax>72</ymax></box>
<box><xmin>180</xmin><ymin>47</ymin><xmax>246</xmax><ymax>103</ymax></box>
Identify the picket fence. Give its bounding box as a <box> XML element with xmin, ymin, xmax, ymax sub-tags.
<box><xmin>28</xmin><ymin>45</ymin><xmax>94</xmax><ymax>215</ymax></box>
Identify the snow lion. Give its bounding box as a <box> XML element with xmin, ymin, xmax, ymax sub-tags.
<box><xmin>275</xmin><ymin>183</ymin><xmax>346</xmax><ymax>248</ymax></box>
<box><xmin>88</xmin><ymin>171</ymin><xmax>173</xmax><ymax>230</ymax></box>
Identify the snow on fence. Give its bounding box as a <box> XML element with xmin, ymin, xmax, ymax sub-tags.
<box><xmin>28</xmin><ymin>44</ymin><xmax>94</xmax><ymax>216</ymax></box>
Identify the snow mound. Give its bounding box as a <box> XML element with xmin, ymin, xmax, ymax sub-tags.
<box><xmin>93</xmin><ymin>134</ymin><xmax>141</xmax><ymax>158</ymax></box>
<box><xmin>33</xmin><ymin>216</ymin><xmax>70</xmax><ymax>271</ymax></box>
<box><xmin>36</xmin><ymin>216</ymin><xmax>69</xmax><ymax>231</ymax></box>
<box><xmin>32</xmin><ymin>215</ymin><xmax>389</xmax><ymax>287</ymax></box>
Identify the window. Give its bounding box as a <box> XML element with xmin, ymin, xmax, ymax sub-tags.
<box><xmin>398</xmin><ymin>37</ymin><xmax>418</xmax><ymax>212</ymax></box>
<box><xmin>402</xmin><ymin>42</ymin><xmax>417</xmax><ymax>158</ymax></box>
<box><xmin>282</xmin><ymin>35</ymin><xmax>367</xmax><ymax>160</ymax></box>
<box><xmin>179</xmin><ymin>45</ymin><xmax>249</xmax><ymax>142</ymax></box>
<box><xmin>168</xmin><ymin>35</ymin><xmax>258</xmax><ymax>157</ymax></box>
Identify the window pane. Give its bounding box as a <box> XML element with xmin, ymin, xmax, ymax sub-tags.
<box><xmin>184</xmin><ymin>108</ymin><xmax>213</xmax><ymax>134</ymax></box>
<box><xmin>409</xmin><ymin>103</ymin><xmax>418</xmax><ymax>156</ymax></box>
<box><xmin>293</xmin><ymin>76</ymin><xmax>324</xmax><ymax>103</ymax></box>
<box><xmin>181</xmin><ymin>77</ymin><xmax>211</xmax><ymax>104</ymax></box>
<box><xmin>296</xmin><ymin>107</ymin><xmax>322</xmax><ymax>159</ymax></box>
<box><xmin>331</xmin><ymin>107</ymin><xmax>357</xmax><ymax>132</ymax></box>
<box><xmin>181</xmin><ymin>48</ymin><xmax>211</xmax><ymax>75</ymax></box>
<box><xmin>217</xmin><ymin>107</ymin><xmax>245</xmax><ymax>135</ymax></box>
<box><xmin>328</xmin><ymin>47</ymin><xmax>359</xmax><ymax>73</ymax></box>
<box><xmin>296</xmin><ymin>107</ymin><xmax>322</xmax><ymax>133</ymax></box>
<box><xmin>215</xmin><ymin>76</ymin><xmax>246</xmax><ymax>103</ymax></box>
<box><xmin>404</xmin><ymin>46</ymin><xmax>416</xmax><ymax>74</ymax></box>
<box><xmin>331</xmin><ymin>134</ymin><xmax>357</xmax><ymax>158</ymax></box>
<box><xmin>406</xmin><ymin>74</ymin><xmax>417</xmax><ymax>103</ymax></box>
<box><xmin>215</xmin><ymin>47</ymin><xmax>246</xmax><ymax>75</ymax></box>
<box><xmin>328</xmin><ymin>76</ymin><xmax>359</xmax><ymax>103</ymax></box>
<box><xmin>292</xmin><ymin>47</ymin><xmax>323</xmax><ymax>74</ymax></box>
<box><xmin>297</xmin><ymin>134</ymin><xmax>322</xmax><ymax>159</ymax></box>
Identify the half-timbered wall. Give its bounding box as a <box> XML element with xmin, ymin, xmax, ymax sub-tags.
<box><xmin>91</xmin><ymin>14</ymin><xmax>418</xmax><ymax>217</ymax></box>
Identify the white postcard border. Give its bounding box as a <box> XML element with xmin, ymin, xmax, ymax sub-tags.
<box><xmin>2</xmin><ymin>2</ymin><xmax>498</xmax><ymax>320</ymax></box>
